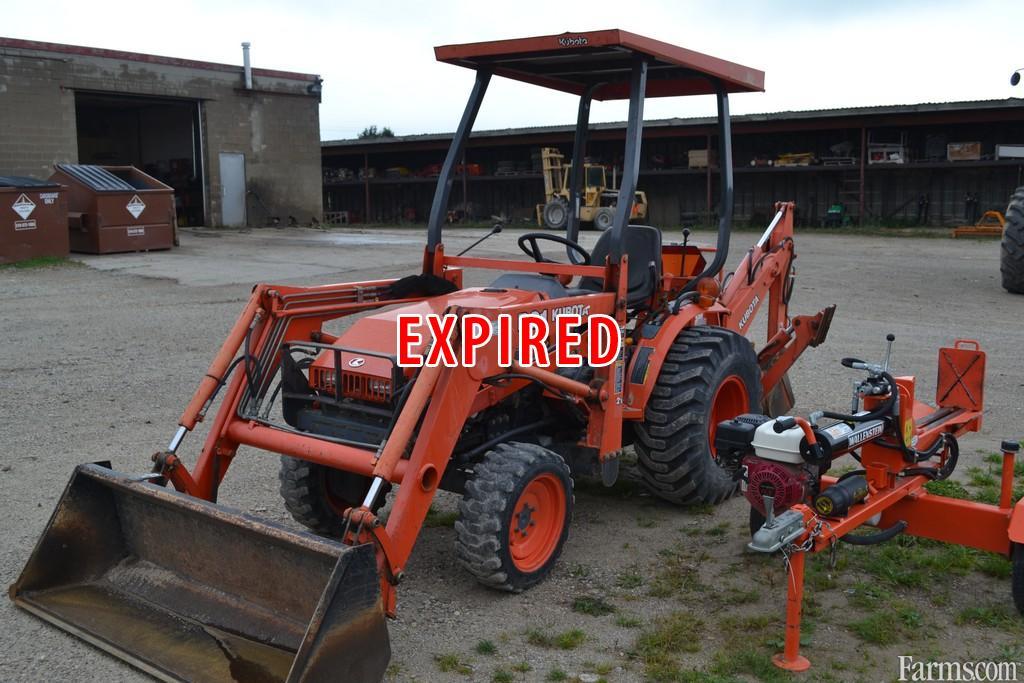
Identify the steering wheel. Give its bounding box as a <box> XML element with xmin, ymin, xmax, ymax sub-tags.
<box><xmin>517</xmin><ymin>232</ymin><xmax>591</xmax><ymax>265</ymax></box>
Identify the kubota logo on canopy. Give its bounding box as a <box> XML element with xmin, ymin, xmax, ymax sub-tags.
<box><xmin>558</xmin><ymin>36</ymin><xmax>588</xmax><ymax>47</ymax></box>
<box><xmin>397</xmin><ymin>313</ymin><xmax>620</xmax><ymax>368</ymax></box>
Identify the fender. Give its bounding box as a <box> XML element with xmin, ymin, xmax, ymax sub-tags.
<box><xmin>1009</xmin><ymin>497</ymin><xmax>1024</xmax><ymax>546</ymax></box>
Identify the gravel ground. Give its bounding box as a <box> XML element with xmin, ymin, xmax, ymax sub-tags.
<box><xmin>0</xmin><ymin>225</ymin><xmax>1021</xmax><ymax>682</ymax></box>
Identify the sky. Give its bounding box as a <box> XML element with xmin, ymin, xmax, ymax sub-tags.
<box><xmin>4</xmin><ymin>0</ymin><xmax>1023</xmax><ymax>140</ymax></box>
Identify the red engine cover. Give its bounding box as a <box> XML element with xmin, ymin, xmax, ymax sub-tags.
<box><xmin>744</xmin><ymin>456</ymin><xmax>808</xmax><ymax>514</ymax></box>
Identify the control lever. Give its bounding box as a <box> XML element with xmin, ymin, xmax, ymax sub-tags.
<box><xmin>882</xmin><ymin>333</ymin><xmax>895</xmax><ymax>372</ymax></box>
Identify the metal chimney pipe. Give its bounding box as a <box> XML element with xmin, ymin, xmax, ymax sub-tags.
<box><xmin>241</xmin><ymin>42</ymin><xmax>252</xmax><ymax>89</ymax></box>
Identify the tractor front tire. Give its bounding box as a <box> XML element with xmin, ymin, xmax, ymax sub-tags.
<box><xmin>542</xmin><ymin>199</ymin><xmax>568</xmax><ymax>230</ymax></box>
<box><xmin>278</xmin><ymin>456</ymin><xmax>380</xmax><ymax>537</ymax></box>
<box><xmin>1001</xmin><ymin>186</ymin><xmax>1024</xmax><ymax>294</ymax></box>
<box><xmin>455</xmin><ymin>442</ymin><xmax>573</xmax><ymax>592</ymax></box>
<box><xmin>634</xmin><ymin>326</ymin><xmax>762</xmax><ymax>505</ymax></box>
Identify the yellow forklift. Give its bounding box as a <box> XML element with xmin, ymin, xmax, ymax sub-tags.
<box><xmin>536</xmin><ymin>147</ymin><xmax>648</xmax><ymax>230</ymax></box>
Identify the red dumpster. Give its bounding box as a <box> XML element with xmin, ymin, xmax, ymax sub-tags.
<box><xmin>0</xmin><ymin>176</ymin><xmax>69</xmax><ymax>265</ymax></box>
<box><xmin>50</xmin><ymin>164</ymin><xmax>176</xmax><ymax>254</ymax></box>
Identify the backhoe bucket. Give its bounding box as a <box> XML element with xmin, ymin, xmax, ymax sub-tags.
<box><xmin>10</xmin><ymin>463</ymin><xmax>390</xmax><ymax>682</ymax></box>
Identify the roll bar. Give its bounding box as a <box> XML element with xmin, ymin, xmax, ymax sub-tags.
<box><xmin>425</xmin><ymin>63</ymin><xmax>736</xmax><ymax>285</ymax></box>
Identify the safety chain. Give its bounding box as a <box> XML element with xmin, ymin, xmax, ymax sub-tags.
<box><xmin>780</xmin><ymin>515</ymin><xmax>840</xmax><ymax>586</ymax></box>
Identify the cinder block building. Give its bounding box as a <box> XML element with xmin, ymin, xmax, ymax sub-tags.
<box><xmin>0</xmin><ymin>38</ymin><xmax>323</xmax><ymax>227</ymax></box>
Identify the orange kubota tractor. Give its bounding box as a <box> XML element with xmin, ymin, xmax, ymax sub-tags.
<box><xmin>11</xmin><ymin>31</ymin><xmax>833</xmax><ymax>681</ymax></box>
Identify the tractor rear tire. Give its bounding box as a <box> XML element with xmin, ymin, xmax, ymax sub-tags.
<box><xmin>542</xmin><ymin>199</ymin><xmax>568</xmax><ymax>230</ymax></box>
<box><xmin>634</xmin><ymin>326</ymin><xmax>762</xmax><ymax>505</ymax></box>
<box><xmin>1001</xmin><ymin>186</ymin><xmax>1024</xmax><ymax>294</ymax></box>
<box><xmin>593</xmin><ymin>207</ymin><xmax>615</xmax><ymax>232</ymax></box>
<box><xmin>278</xmin><ymin>456</ymin><xmax>380</xmax><ymax>537</ymax></box>
<box><xmin>455</xmin><ymin>442</ymin><xmax>573</xmax><ymax>592</ymax></box>
<box><xmin>1013</xmin><ymin>543</ymin><xmax>1024</xmax><ymax>615</ymax></box>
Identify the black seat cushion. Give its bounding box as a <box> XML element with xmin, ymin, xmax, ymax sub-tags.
<box><xmin>578</xmin><ymin>225</ymin><xmax>662</xmax><ymax>307</ymax></box>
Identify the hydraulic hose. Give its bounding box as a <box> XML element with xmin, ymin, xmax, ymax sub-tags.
<box><xmin>839</xmin><ymin>520</ymin><xmax>908</xmax><ymax>546</ymax></box>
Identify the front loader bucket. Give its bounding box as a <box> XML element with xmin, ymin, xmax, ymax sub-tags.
<box><xmin>10</xmin><ymin>464</ymin><xmax>390</xmax><ymax>682</ymax></box>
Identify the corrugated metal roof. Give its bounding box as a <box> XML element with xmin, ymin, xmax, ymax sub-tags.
<box><xmin>322</xmin><ymin>97</ymin><xmax>1024</xmax><ymax>148</ymax></box>
<box><xmin>55</xmin><ymin>164</ymin><xmax>137</xmax><ymax>192</ymax></box>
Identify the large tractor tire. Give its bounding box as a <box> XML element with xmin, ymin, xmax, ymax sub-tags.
<box><xmin>278</xmin><ymin>456</ymin><xmax>381</xmax><ymax>536</ymax></box>
<box><xmin>593</xmin><ymin>206</ymin><xmax>615</xmax><ymax>232</ymax></box>
<box><xmin>634</xmin><ymin>326</ymin><xmax>762</xmax><ymax>505</ymax></box>
<box><xmin>1013</xmin><ymin>544</ymin><xmax>1024</xmax><ymax>616</ymax></box>
<box><xmin>542</xmin><ymin>199</ymin><xmax>569</xmax><ymax>230</ymax></box>
<box><xmin>1001</xmin><ymin>186</ymin><xmax>1024</xmax><ymax>294</ymax></box>
<box><xmin>455</xmin><ymin>442</ymin><xmax>573</xmax><ymax>592</ymax></box>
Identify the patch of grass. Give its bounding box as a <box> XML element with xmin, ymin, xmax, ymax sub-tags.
<box><xmin>848</xmin><ymin>602</ymin><xmax>924</xmax><ymax>645</ymax></box>
<box><xmin>556</xmin><ymin>629</ymin><xmax>586</xmax><ymax>650</ymax></box>
<box><xmin>633</xmin><ymin>611</ymin><xmax>703</xmax><ymax>679</ymax></box>
<box><xmin>956</xmin><ymin>604</ymin><xmax>1022</xmax><ymax>629</ymax></box>
<box><xmin>637</xmin><ymin>516</ymin><xmax>657</xmax><ymax>528</ymax></box>
<box><xmin>713</xmin><ymin>586</ymin><xmax>760</xmax><ymax>606</ymax></box>
<box><xmin>491</xmin><ymin>670</ymin><xmax>513</xmax><ymax>683</ymax></box>
<box><xmin>572</xmin><ymin>595</ymin><xmax>616</xmax><ymax>616</ymax></box>
<box><xmin>0</xmin><ymin>255</ymin><xmax>74</xmax><ymax>270</ymax></box>
<box><xmin>385</xmin><ymin>663</ymin><xmax>402</xmax><ymax>680</ymax></box>
<box><xmin>925</xmin><ymin>479</ymin><xmax>971</xmax><ymax>499</ymax></box>
<box><xmin>474</xmin><ymin>639</ymin><xmax>496</xmax><ymax>655</ymax></box>
<box><xmin>709</xmin><ymin>646</ymin><xmax>790</xmax><ymax>683</ymax></box>
<box><xmin>545</xmin><ymin>670</ymin><xmax>568</xmax><ymax>682</ymax></box>
<box><xmin>616</xmin><ymin>566</ymin><xmax>644</xmax><ymax>590</ymax></box>
<box><xmin>424</xmin><ymin>505</ymin><xmax>459</xmax><ymax>527</ymax></box>
<box><xmin>846</xmin><ymin>536</ymin><xmax>976</xmax><ymax>588</ymax></box>
<box><xmin>434</xmin><ymin>653</ymin><xmax>472</xmax><ymax>675</ymax></box>
<box><xmin>846</xmin><ymin>581</ymin><xmax>895</xmax><ymax>610</ymax></box>
<box><xmin>648</xmin><ymin>547</ymin><xmax>704</xmax><ymax>598</ymax></box>
<box><xmin>525</xmin><ymin>628</ymin><xmax>586</xmax><ymax>650</ymax></box>
<box><xmin>967</xmin><ymin>465</ymin><xmax>998</xmax><ymax>488</ymax></box>
<box><xmin>511</xmin><ymin>661</ymin><xmax>531</xmax><ymax>673</ymax></box>
<box><xmin>615</xmin><ymin>613</ymin><xmax>643</xmax><ymax>628</ymax></box>
<box><xmin>977</xmin><ymin>553</ymin><xmax>1012</xmax><ymax>578</ymax></box>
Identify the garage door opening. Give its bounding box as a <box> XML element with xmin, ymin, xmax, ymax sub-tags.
<box><xmin>75</xmin><ymin>92</ymin><xmax>205</xmax><ymax>226</ymax></box>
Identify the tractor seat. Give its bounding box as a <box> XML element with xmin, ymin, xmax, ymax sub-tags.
<box><xmin>488</xmin><ymin>225</ymin><xmax>661</xmax><ymax>307</ymax></box>
<box><xmin>578</xmin><ymin>225</ymin><xmax>662</xmax><ymax>308</ymax></box>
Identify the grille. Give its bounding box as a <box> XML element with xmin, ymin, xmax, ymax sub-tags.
<box><xmin>311</xmin><ymin>366</ymin><xmax>392</xmax><ymax>402</ymax></box>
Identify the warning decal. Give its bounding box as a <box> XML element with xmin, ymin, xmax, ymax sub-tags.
<box><xmin>12</xmin><ymin>193</ymin><xmax>36</xmax><ymax>220</ymax></box>
<box><xmin>127</xmin><ymin>227</ymin><xmax>145</xmax><ymax>237</ymax></box>
<box><xmin>15</xmin><ymin>220</ymin><xmax>37</xmax><ymax>231</ymax></box>
<box><xmin>126</xmin><ymin>195</ymin><xmax>146</xmax><ymax>219</ymax></box>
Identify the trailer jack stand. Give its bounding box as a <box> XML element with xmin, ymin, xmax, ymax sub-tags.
<box><xmin>774</xmin><ymin>548</ymin><xmax>811</xmax><ymax>672</ymax></box>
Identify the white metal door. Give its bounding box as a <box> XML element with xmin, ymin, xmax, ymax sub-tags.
<box><xmin>219</xmin><ymin>153</ymin><xmax>246</xmax><ymax>227</ymax></box>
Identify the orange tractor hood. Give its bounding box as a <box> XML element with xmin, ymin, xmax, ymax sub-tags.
<box><xmin>318</xmin><ymin>287</ymin><xmax>547</xmax><ymax>380</ymax></box>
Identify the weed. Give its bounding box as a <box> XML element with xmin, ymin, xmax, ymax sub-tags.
<box><xmin>976</xmin><ymin>553</ymin><xmax>1012</xmax><ymax>578</ymax></box>
<box><xmin>525</xmin><ymin>628</ymin><xmax>586</xmax><ymax>650</ymax></box>
<box><xmin>615</xmin><ymin>613</ymin><xmax>643</xmax><ymax>628</ymax></box>
<box><xmin>545</xmin><ymin>669</ymin><xmax>568</xmax><ymax>682</ymax></box>
<box><xmin>491</xmin><ymin>670</ymin><xmax>513</xmax><ymax>683</ymax></box>
<box><xmin>648</xmin><ymin>548</ymin><xmax>703</xmax><ymax>597</ymax></box>
<box><xmin>434</xmin><ymin>653</ymin><xmax>472</xmax><ymax>675</ymax></box>
<box><xmin>924</xmin><ymin>479</ymin><xmax>970</xmax><ymax>499</ymax></box>
<box><xmin>956</xmin><ymin>605</ymin><xmax>1022</xmax><ymax>629</ymax></box>
<box><xmin>474</xmin><ymin>639</ymin><xmax>496</xmax><ymax>655</ymax></box>
<box><xmin>637</xmin><ymin>516</ymin><xmax>657</xmax><ymax>528</ymax></box>
<box><xmin>709</xmin><ymin>646</ymin><xmax>791</xmax><ymax>683</ymax></box>
<box><xmin>967</xmin><ymin>465</ymin><xmax>998</xmax><ymax>488</ymax></box>
<box><xmin>633</xmin><ymin>611</ymin><xmax>703</xmax><ymax>679</ymax></box>
<box><xmin>616</xmin><ymin>567</ymin><xmax>644</xmax><ymax>590</ymax></box>
<box><xmin>572</xmin><ymin>595</ymin><xmax>616</xmax><ymax>616</ymax></box>
<box><xmin>556</xmin><ymin>629</ymin><xmax>586</xmax><ymax>650</ymax></box>
<box><xmin>511</xmin><ymin>661</ymin><xmax>531</xmax><ymax>673</ymax></box>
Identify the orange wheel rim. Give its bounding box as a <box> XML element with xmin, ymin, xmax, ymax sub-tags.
<box><xmin>708</xmin><ymin>375</ymin><xmax>749</xmax><ymax>449</ymax></box>
<box><xmin>509</xmin><ymin>473</ymin><xmax>565</xmax><ymax>573</ymax></box>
